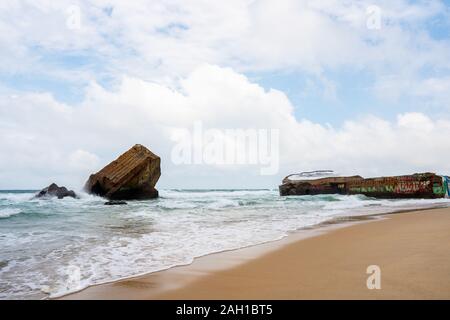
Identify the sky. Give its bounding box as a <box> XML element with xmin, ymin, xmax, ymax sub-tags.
<box><xmin>1</xmin><ymin>0</ymin><xmax>450</xmax><ymax>190</ymax></box>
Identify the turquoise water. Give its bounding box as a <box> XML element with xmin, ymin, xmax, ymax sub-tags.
<box><xmin>1</xmin><ymin>189</ymin><xmax>449</xmax><ymax>299</ymax></box>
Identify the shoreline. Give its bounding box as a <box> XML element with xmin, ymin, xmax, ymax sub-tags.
<box><xmin>61</xmin><ymin>205</ymin><xmax>450</xmax><ymax>300</ymax></box>
<box><xmin>56</xmin><ymin>212</ymin><xmax>364</xmax><ymax>299</ymax></box>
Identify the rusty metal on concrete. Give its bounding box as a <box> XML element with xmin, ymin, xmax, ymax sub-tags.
<box><xmin>279</xmin><ymin>172</ymin><xmax>450</xmax><ymax>199</ymax></box>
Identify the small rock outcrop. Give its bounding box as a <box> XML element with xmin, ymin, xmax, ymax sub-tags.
<box><xmin>35</xmin><ymin>183</ymin><xmax>77</xmax><ymax>199</ymax></box>
<box><xmin>104</xmin><ymin>200</ymin><xmax>128</xmax><ymax>205</ymax></box>
<box><xmin>84</xmin><ymin>144</ymin><xmax>161</xmax><ymax>200</ymax></box>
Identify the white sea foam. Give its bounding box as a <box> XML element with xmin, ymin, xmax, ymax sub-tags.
<box><xmin>0</xmin><ymin>192</ymin><xmax>35</xmax><ymax>203</ymax></box>
<box><xmin>0</xmin><ymin>208</ymin><xmax>22</xmax><ymax>218</ymax></box>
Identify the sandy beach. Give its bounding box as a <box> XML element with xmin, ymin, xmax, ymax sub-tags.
<box><xmin>62</xmin><ymin>207</ymin><xmax>450</xmax><ymax>300</ymax></box>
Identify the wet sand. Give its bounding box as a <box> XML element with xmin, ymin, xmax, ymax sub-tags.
<box><xmin>62</xmin><ymin>207</ymin><xmax>450</xmax><ymax>300</ymax></box>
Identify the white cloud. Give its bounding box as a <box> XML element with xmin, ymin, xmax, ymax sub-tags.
<box><xmin>68</xmin><ymin>150</ymin><xmax>100</xmax><ymax>171</ymax></box>
<box><xmin>1</xmin><ymin>0</ymin><xmax>449</xmax><ymax>90</ymax></box>
<box><xmin>1</xmin><ymin>1</ymin><xmax>449</xmax><ymax>189</ymax></box>
<box><xmin>374</xmin><ymin>75</ymin><xmax>450</xmax><ymax>109</ymax></box>
<box><xmin>1</xmin><ymin>65</ymin><xmax>449</xmax><ymax>189</ymax></box>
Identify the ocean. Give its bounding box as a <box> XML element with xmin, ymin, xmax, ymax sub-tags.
<box><xmin>0</xmin><ymin>189</ymin><xmax>449</xmax><ymax>299</ymax></box>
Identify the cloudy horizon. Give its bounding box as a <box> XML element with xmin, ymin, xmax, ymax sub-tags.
<box><xmin>1</xmin><ymin>0</ymin><xmax>450</xmax><ymax>190</ymax></box>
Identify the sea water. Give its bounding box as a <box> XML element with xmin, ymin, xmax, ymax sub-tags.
<box><xmin>0</xmin><ymin>189</ymin><xmax>449</xmax><ymax>299</ymax></box>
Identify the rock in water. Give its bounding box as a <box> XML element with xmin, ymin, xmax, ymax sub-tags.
<box><xmin>35</xmin><ymin>183</ymin><xmax>77</xmax><ymax>199</ymax></box>
<box><xmin>104</xmin><ymin>200</ymin><xmax>128</xmax><ymax>205</ymax></box>
<box><xmin>84</xmin><ymin>144</ymin><xmax>161</xmax><ymax>200</ymax></box>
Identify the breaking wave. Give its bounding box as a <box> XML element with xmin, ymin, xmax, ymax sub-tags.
<box><xmin>0</xmin><ymin>208</ymin><xmax>22</xmax><ymax>219</ymax></box>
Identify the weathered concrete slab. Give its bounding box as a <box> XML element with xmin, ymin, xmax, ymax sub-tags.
<box><xmin>85</xmin><ymin>144</ymin><xmax>161</xmax><ymax>200</ymax></box>
<box><xmin>279</xmin><ymin>172</ymin><xmax>450</xmax><ymax>199</ymax></box>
